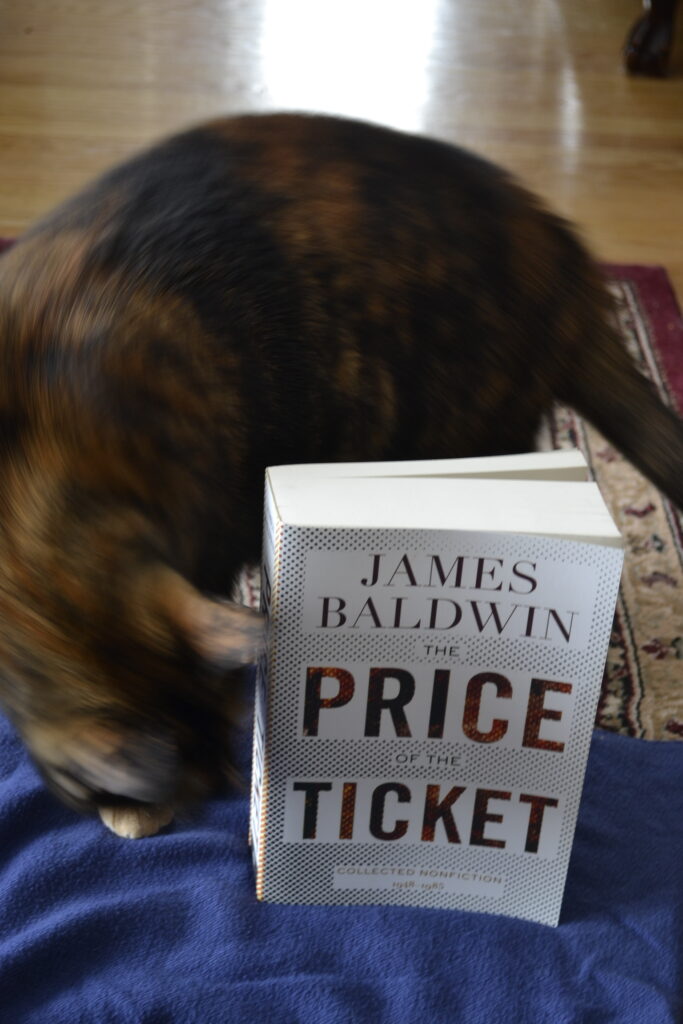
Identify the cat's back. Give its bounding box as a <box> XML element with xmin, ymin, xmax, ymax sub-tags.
<box><xmin>0</xmin><ymin>113</ymin><xmax>596</xmax><ymax>467</ymax></box>
<box><xmin>18</xmin><ymin>113</ymin><xmax>561</xmax><ymax>290</ymax></box>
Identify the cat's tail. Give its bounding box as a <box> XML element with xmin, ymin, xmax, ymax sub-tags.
<box><xmin>557</xmin><ymin>312</ymin><xmax>683</xmax><ymax>510</ymax></box>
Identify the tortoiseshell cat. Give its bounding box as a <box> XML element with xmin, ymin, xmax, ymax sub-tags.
<box><xmin>0</xmin><ymin>113</ymin><xmax>681</xmax><ymax>838</ymax></box>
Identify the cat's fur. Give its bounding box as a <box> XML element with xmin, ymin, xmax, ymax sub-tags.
<box><xmin>0</xmin><ymin>113</ymin><xmax>681</xmax><ymax>836</ymax></box>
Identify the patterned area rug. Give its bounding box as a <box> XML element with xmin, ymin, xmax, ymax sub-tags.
<box><xmin>546</xmin><ymin>266</ymin><xmax>683</xmax><ymax>741</ymax></box>
<box><xmin>1</xmin><ymin>239</ymin><xmax>681</xmax><ymax>740</ymax></box>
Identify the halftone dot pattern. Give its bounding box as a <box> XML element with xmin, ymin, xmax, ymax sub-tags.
<box><xmin>254</xmin><ymin>523</ymin><xmax>623</xmax><ymax>927</ymax></box>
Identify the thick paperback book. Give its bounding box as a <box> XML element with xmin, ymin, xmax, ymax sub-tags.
<box><xmin>250</xmin><ymin>451</ymin><xmax>624</xmax><ymax>926</ymax></box>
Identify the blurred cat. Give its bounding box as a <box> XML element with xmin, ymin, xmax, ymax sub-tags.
<box><xmin>0</xmin><ymin>113</ymin><xmax>681</xmax><ymax>837</ymax></box>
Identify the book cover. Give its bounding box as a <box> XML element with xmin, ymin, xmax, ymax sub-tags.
<box><xmin>250</xmin><ymin>458</ymin><xmax>624</xmax><ymax>926</ymax></box>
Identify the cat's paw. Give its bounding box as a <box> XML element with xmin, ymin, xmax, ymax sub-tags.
<box><xmin>99</xmin><ymin>803</ymin><xmax>174</xmax><ymax>839</ymax></box>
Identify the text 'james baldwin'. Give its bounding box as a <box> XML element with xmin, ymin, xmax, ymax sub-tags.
<box><xmin>315</xmin><ymin>553</ymin><xmax>579</xmax><ymax>643</ymax></box>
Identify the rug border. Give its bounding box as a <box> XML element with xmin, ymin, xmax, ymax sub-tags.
<box><xmin>602</xmin><ymin>263</ymin><xmax>683</xmax><ymax>415</ymax></box>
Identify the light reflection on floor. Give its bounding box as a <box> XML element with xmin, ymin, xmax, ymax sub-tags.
<box><xmin>257</xmin><ymin>0</ymin><xmax>444</xmax><ymax>132</ymax></box>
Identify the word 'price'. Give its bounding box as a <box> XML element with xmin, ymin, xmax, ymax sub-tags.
<box><xmin>304</xmin><ymin>667</ymin><xmax>572</xmax><ymax>751</ymax></box>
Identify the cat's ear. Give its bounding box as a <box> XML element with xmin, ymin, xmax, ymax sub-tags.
<box><xmin>150</xmin><ymin>568</ymin><xmax>265</xmax><ymax>671</ymax></box>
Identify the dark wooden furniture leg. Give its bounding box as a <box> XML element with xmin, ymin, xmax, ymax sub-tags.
<box><xmin>624</xmin><ymin>0</ymin><xmax>679</xmax><ymax>76</ymax></box>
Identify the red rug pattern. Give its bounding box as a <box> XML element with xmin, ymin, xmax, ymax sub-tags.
<box><xmin>547</xmin><ymin>265</ymin><xmax>683</xmax><ymax>740</ymax></box>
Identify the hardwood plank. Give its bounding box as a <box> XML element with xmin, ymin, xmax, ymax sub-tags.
<box><xmin>0</xmin><ymin>0</ymin><xmax>681</xmax><ymax>295</ymax></box>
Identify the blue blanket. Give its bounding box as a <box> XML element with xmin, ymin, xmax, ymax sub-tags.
<box><xmin>0</xmin><ymin>707</ymin><xmax>681</xmax><ymax>1024</ymax></box>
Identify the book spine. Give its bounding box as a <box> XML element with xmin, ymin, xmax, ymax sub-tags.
<box><xmin>249</xmin><ymin>479</ymin><xmax>282</xmax><ymax>899</ymax></box>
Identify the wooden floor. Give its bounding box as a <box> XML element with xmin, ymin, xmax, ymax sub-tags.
<box><xmin>1</xmin><ymin>0</ymin><xmax>682</xmax><ymax>294</ymax></box>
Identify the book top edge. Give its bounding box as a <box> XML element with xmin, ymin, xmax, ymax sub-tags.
<box><xmin>267</xmin><ymin>450</ymin><xmax>588</xmax><ymax>481</ymax></box>
<box><xmin>265</xmin><ymin>474</ymin><xmax>622</xmax><ymax>548</ymax></box>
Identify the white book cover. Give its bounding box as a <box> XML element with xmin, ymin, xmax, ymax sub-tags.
<box><xmin>250</xmin><ymin>453</ymin><xmax>624</xmax><ymax>926</ymax></box>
